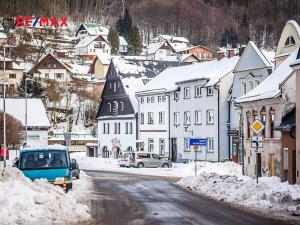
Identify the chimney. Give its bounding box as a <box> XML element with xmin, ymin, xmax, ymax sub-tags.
<box><xmin>217</xmin><ymin>51</ymin><xmax>225</xmax><ymax>60</ymax></box>
<box><xmin>227</xmin><ymin>49</ymin><xmax>235</xmax><ymax>58</ymax></box>
<box><xmin>238</xmin><ymin>45</ymin><xmax>246</xmax><ymax>56</ymax></box>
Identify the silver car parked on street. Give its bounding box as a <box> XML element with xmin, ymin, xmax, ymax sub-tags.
<box><xmin>118</xmin><ymin>152</ymin><xmax>172</xmax><ymax>168</ymax></box>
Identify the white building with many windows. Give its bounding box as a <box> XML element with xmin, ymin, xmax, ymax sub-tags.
<box><xmin>136</xmin><ymin>56</ymin><xmax>239</xmax><ymax>161</ymax></box>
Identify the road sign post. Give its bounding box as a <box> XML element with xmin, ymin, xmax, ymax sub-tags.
<box><xmin>190</xmin><ymin>138</ymin><xmax>207</xmax><ymax>177</ymax></box>
<box><xmin>250</xmin><ymin>120</ymin><xmax>265</xmax><ymax>184</ymax></box>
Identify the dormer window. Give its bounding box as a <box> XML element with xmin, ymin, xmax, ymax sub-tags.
<box><xmin>285</xmin><ymin>36</ymin><xmax>295</xmax><ymax>47</ymax></box>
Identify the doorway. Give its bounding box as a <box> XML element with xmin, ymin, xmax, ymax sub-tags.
<box><xmin>171</xmin><ymin>138</ymin><xmax>177</xmax><ymax>162</ymax></box>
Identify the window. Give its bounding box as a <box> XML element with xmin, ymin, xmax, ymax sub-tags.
<box><xmin>108</xmin><ymin>103</ymin><xmax>111</xmax><ymax>112</ymax></box>
<box><xmin>174</xmin><ymin>91</ymin><xmax>179</xmax><ymax>100</ymax></box>
<box><xmin>184</xmin><ymin>87</ymin><xmax>191</xmax><ymax>99</ymax></box>
<box><xmin>207</xmin><ymin>110</ymin><xmax>214</xmax><ymax>124</ymax></box>
<box><xmin>159</xmin><ymin>112</ymin><xmax>165</xmax><ymax>124</ymax></box>
<box><xmin>270</xmin><ymin>108</ymin><xmax>275</xmax><ymax>138</ymax></box>
<box><xmin>113</xmin><ymin>101</ymin><xmax>118</xmax><ymax>113</ymax></box>
<box><xmin>113</xmin><ymin>82</ymin><xmax>117</xmax><ymax>92</ymax></box>
<box><xmin>207</xmin><ymin>87</ymin><xmax>213</xmax><ymax>96</ymax></box>
<box><xmin>260</xmin><ymin>107</ymin><xmax>266</xmax><ymax>138</ymax></box>
<box><xmin>53</xmin><ymin>64</ymin><xmax>56</xmax><ymax>68</ymax></box>
<box><xmin>140</xmin><ymin>113</ymin><xmax>144</xmax><ymax>124</ymax></box>
<box><xmin>184</xmin><ymin>138</ymin><xmax>190</xmax><ymax>151</ymax></box>
<box><xmin>241</xmin><ymin>82</ymin><xmax>247</xmax><ymax>95</ymax></box>
<box><xmin>45</xmin><ymin>73</ymin><xmax>49</xmax><ymax>79</ymax></box>
<box><xmin>103</xmin><ymin>123</ymin><xmax>110</xmax><ymax>134</ymax></box>
<box><xmin>195</xmin><ymin>86</ymin><xmax>202</xmax><ymax>98</ymax></box>
<box><xmin>159</xmin><ymin>139</ymin><xmax>165</xmax><ymax>155</ymax></box>
<box><xmin>246</xmin><ymin>111</ymin><xmax>251</xmax><ymax>139</ymax></box>
<box><xmin>114</xmin><ymin>123</ymin><xmax>120</xmax><ymax>134</ymax></box>
<box><xmin>285</xmin><ymin>36</ymin><xmax>296</xmax><ymax>46</ymax></box>
<box><xmin>158</xmin><ymin>96</ymin><xmax>162</xmax><ymax>102</ymax></box>
<box><xmin>129</xmin><ymin>122</ymin><xmax>133</xmax><ymax>134</ymax></box>
<box><xmin>55</xmin><ymin>73</ymin><xmax>64</xmax><ymax>80</ymax></box>
<box><xmin>174</xmin><ymin>112</ymin><xmax>180</xmax><ymax>125</ymax></box>
<box><xmin>125</xmin><ymin>122</ymin><xmax>128</xmax><ymax>134</ymax></box>
<box><xmin>159</xmin><ymin>49</ymin><xmax>163</xmax><ymax>53</ymax></box>
<box><xmin>151</xmin><ymin>96</ymin><xmax>155</xmax><ymax>103</ymax></box>
<box><xmin>195</xmin><ymin>110</ymin><xmax>202</xmax><ymax>124</ymax></box>
<box><xmin>141</xmin><ymin>97</ymin><xmax>144</xmax><ymax>104</ymax></box>
<box><xmin>9</xmin><ymin>74</ymin><xmax>16</xmax><ymax>79</ymax></box>
<box><xmin>148</xmin><ymin>112</ymin><xmax>154</xmax><ymax>124</ymax></box>
<box><xmin>148</xmin><ymin>139</ymin><xmax>154</xmax><ymax>152</ymax></box>
<box><xmin>255</xmin><ymin>80</ymin><xmax>260</xmax><ymax>87</ymax></box>
<box><xmin>162</xmin><ymin>95</ymin><xmax>166</xmax><ymax>102</ymax></box>
<box><xmin>147</xmin><ymin>97</ymin><xmax>151</xmax><ymax>103</ymax></box>
<box><xmin>249</xmin><ymin>81</ymin><xmax>254</xmax><ymax>91</ymax></box>
<box><xmin>120</xmin><ymin>102</ymin><xmax>124</xmax><ymax>111</ymax></box>
<box><xmin>184</xmin><ymin>111</ymin><xmax>191</xmax><ymax>125</ymax></box>
<box><xmin>208</xmin><ymin>138</ymin><xmax>214</xmax><ymax>152</ymax></box>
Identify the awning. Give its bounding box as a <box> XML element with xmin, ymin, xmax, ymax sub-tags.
<box><xmin>275</xmin><ymin>108</ymin><xmax>295</xmax><ymax>132</ymax></box>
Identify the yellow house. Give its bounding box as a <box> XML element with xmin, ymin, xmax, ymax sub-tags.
<box><xmin>89</xmin><ymin>55</ymin><xmax>111</xmax><ymax>80</ymax></box>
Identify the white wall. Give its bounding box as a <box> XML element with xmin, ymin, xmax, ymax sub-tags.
<box><xmin>34</xmin><ymin>68</ymin><xmax>70</xmax><ymax>82</ymax></box>
<box><xmin>138</xmin><ymin>93</ymin><xmax>170</xmax><ymax>157</ymax></box>
<box><xmin>27</xmin><ymin>130</ymin><xmax>48</xmax><ymax>147</ymax></box>
<box><xmin>97</xmin><ymin>117</ymin><xmax>136</xmax><ymax>157</ymax></box>
<box><xmin>170</xmin><ymin>82</ymin><xmax>219</xmax><ymax>162</ymax></box>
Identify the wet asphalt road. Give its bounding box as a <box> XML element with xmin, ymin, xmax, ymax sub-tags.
<box><xmin>84</xmin><ymin>170</ymin><xmax>292</xmax><ymax>225</ymax></box>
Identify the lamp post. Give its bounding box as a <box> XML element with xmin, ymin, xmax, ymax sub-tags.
<box><xmin>1</xmin><ymin>45</ymin><xmax>9</xmax><ymax>168</ymax></box>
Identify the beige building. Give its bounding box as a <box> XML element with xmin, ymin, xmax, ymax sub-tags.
<box><xmin>0</xmin><ymin>56</ymin><xmax>24</xmax><ymax>88</ymax></box>
<box><xmin>89</xmin><ymin>55</ymin><xmax>110</xmax><ymax>80</ymax></box>
<box><xmin>236</xmin><ymin>20</ymin><xmax>300</xmax><ymax>182</ymax></box>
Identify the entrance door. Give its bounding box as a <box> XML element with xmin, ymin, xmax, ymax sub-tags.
<box><xmin>171</xmin><ymin>138</ymin><xmax>177</xmax><ymax>162</ymax></box>
<box><xmin>269</xmin><ymin>153</ymin><xmax>275</xmax><ymax>176</ymax></box>
<box><xmin>257</xmin><ymin>153</ymin><xmax>262</xmax><ymax>177</ymax></box>
<box><xmin>102</xmin><ymin>146</ymin><xmax>109</xmax><ymax>158</ymax></box>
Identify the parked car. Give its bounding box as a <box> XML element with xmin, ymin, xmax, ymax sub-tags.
<box><xmin>18</xmin><ymin>145</ymin><xmax>73</xmax><ymax>192</ymax></box>
<box><xmin>118</xmin><ymin>152</ymin><xmax>171</xmax><ymax>168</ymax></box>
<box><xmin>70</xmin><ymin>159</ymin><xmax>80</xmax><ymax>179</ymax></box>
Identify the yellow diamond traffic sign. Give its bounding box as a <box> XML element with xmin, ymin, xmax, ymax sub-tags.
<box><xmin>250</xmin><ymin>119</ymin><xmax>265</xmax><ymax>134</ymax></box>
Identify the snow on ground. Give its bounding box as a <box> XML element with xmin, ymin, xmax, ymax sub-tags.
<box><xmin>177</xmin><ymin>162</ymin><xmax>300</xmax><ymax>217</ymax></box>
<box><xmin>0</xmin><ymin>153</ymin><xmax>93</xmax><ymax>225</ymax></box>
<box><xmin>72</xmin><ymin>153</ymin><xmax>241</xmax><ymax>178</ymax></box>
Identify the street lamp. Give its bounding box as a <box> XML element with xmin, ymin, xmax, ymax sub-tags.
<box><xmin>1</xmin><ymin>45</ymin><xmax>10</xmax><ymax>168</ymax></box>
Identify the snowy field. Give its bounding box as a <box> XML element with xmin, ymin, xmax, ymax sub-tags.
<box><xmin>73</xmin><ymin>153</ymin><xmax>300</xmax><ymax>220</ymax></box>
<box><xmin>0</xmin><ymin>151</ymin><xmax>93</xmax><ymax>225</ymax></box>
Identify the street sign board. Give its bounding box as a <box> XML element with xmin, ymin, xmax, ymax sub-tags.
<box><xmin>250</xmin><ymin>119</ymin><xmax>265</xmax><ymax>134</ymax></box>
<box><xmin>251</xmin><ymin>135</ymin><xmax>264</xmax><ymax>148</ymax></box>
<box><xmin>189</xmin><ymin>138</ymin><xmax>207</xmax><ymax>146</ymax></box>
<box><xmin>227</xmin><ymin>130</ymin><xmax>239</xmax><ymax>136</ymax></box>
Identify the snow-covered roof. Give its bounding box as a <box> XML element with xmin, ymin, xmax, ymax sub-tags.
<box><xmin>159</xmin><ymin>35</ymin><xmax>189</xmax><ymax>43</ymax></box>
<box><xmin>19</xmin><ymin>62</ymin><xmax>34</xmax><ymax>73</ymax></box>
<box><xmin>112</xmin><ymin>57</ymin><xmax>181</xmax><ymax>79</ymax></box>
<box><xmin>97</xmin><ymin>54</ymin><xmax>111</xmax><ymax>65</ymax></box>
<box><xmin>119</xmin><ymin>36</ymin><xmax>128</xmax><ymax>46</ymax></box>
<box><xmin>237</xmin><ymin>48</ymin><xmax>298</xmax><ymax>103</ymax></box>
<box><xmin>260</xmin><ymin>48</ymin><xmax>275</xmax><ymax>67</ymax></box>
<box><xmin>82</xmin><ymin>23</ymin><xmax>110</xmax><ymax>36</ymax></box>
<box><xmin>136</xmin><ymin>56</ymin><xmax>239</xmax><ymax>93</ymax></box>
<box><xmin>169</xmin><ymin>42</ymin><xmax>188</xmax><ymax>52</ymax></box>
<box><xmin>75</xmin><ymin>35</ymin><xmax>99</xmax><ymax>48</ymax></box>
<box><xmin>179</xmin><ymin>53</ymin><xmax>200</xmax><ymax>62</ymax></box>
<box><xmin>248</xmin><ymin>41</ymin><xmax>273</xmax><ymax>68</ymax></box>
<box><xmin>145</xmin><ymin>41</ymin><xmax>166</xmax><ymax>55</ymax></box>
<box><xmin>68</xmin><ymin>63</ymin><xmax>90</xmax><ymax>74</ymax></box>
<box><xmin>178</xmin><ymin>45</ymin><xmax>215</xmax><ymax>53</ymax></box>
<box><xmin>0</xmin><ymin>98</ymin><xmax>51</xmax><ymax>127</ymax></box>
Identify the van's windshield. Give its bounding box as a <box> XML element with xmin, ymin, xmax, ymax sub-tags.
<box><xmin>20</xmin><ymin>150</ymin><xmax>68</xmax><ymax>170</ymax></box>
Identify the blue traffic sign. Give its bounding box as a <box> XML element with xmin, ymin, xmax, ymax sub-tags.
<box><xmin>189</xmin><ymin>138</ymin><xmax>207</xmax><ymax>146</ymax></box>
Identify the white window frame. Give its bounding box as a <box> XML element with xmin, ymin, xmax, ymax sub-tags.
<box><xmin>184</xmin><ymin>87</ymin><xmax>191</xmax><ymax>99</ymax></box>
<box><xmin>148</xmin><ymin>112</ymin><xmax>154</xmax><ymax>124</ymax></box>
<box><xmin>184</xmin><ymin>111</ymin><xmax>191</xmax><ymax>125</ymax></box>
<box><xmin>207</xmin><ymin>86</ymin><xmax>213</xmax><ymax>96</ymax></box>
<box><xmin>159</xmin><ymin>111</ymin><xmax>165</xmax><ymax>124</ymax></box>
<box><xmin>208</xmin><ymin>138</ymin><xmax>214</xmax><ymax>152</ymax></box>
<box><xmin>174</xmin><ymin>112</ymin><xmax>180</xmax><ymax>126</ymax></box>
<box><xmin>158</xmin><ymin>96</ymin><xmax>162</xmax><ymax>102</ymax></box>
<box><xmin>148</xmin><ymin>138</ymin><xmax>154</xmax><ymax>152</ymax></box>
<box><xmin>195</xmin><ymin>85</ymin><xmax>202</xmax><ymax>98</ymax></box>
<box><xmin>206</xmin><ymin>110</ymin><xmax>214</xmax><ymax>125</ymax></box>
<box><xmin>159</xmin><ymin>139</ymin><xmax>165</xmax><ymax>155</ymax></box>
<box><xmin>241</xmin><ymin>81</ymin><xmax>247</xmax><ymax>95</ymax></box>
<box><xmin>184</xmin><ymin>138</ymin><xmax>190</xmax><ymax>151</ymax></box>
<box><xmin>195</xmin><ymin>110</ymin><xmax>202</xmax><ymax>125</ymax></box>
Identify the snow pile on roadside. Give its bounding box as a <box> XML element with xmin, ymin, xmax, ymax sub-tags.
<box><xmin>0</xmin><ymin>166</ymin><xmax>91</xmax><ymax>225</ymax></box>
<box><xmin>177</xmin><ymin>162</ymin><xmax>300</xmax><ymax>213</ymax></box>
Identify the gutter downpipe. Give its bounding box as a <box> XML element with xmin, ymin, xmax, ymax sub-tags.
<box><xmin>167</xmin><ymin>92</ymin><xmax>171</xmax><ymax>161</ymax></box>
<box><xmin>216</xmin><ymin>85</ymin><xmax>220</xmax><ymax>162</ymax></box>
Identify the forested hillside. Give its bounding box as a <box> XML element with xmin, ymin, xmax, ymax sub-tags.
<box><xmin>1</xmin><ymin>0</ymin><xmax>300</xmax><ymax>49</ymax></box>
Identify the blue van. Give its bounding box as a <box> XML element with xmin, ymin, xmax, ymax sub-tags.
<box><xmin>18</xmin><ymin>145</ymin><xmax>72</xmax><ymax>192</ymax></box>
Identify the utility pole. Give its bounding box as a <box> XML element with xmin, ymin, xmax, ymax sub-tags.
<box><xmin>25</xmin><ymin>74</ymin><xmax>28</xmax><ymax>145</ymax></box>
<box><xmin>3</xmin><ymin>45</ymin><xmax>7</xmax><ymax>168</ymax></box>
